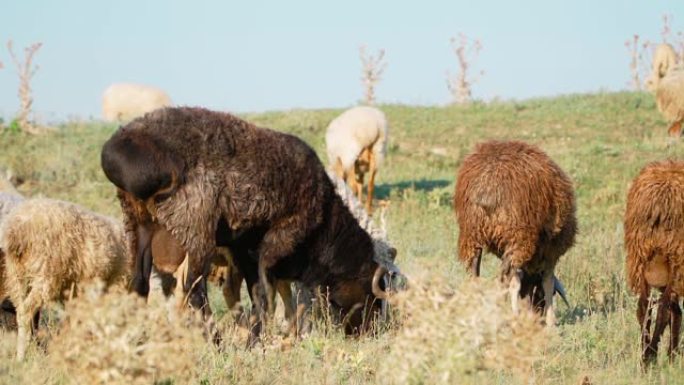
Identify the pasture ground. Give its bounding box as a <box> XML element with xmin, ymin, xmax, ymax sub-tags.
<box><xmin>0</xmin><ymin>91</ymin><xmax>683</xmax><ymax>384</ymax></box>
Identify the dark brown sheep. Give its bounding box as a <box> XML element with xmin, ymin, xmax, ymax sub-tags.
<box><xmin>101</xmin><ymin>106</ymin><xmax>397</xmax><ymax>335</ymax></box>
<box><xmin>454</xmin><ymin>140</ymin><xmax>576</xmax><ymax>324</ymax></box>
<box><xmin>625</xmin><ymin>159</ymin><xmax>684</xmax><ymax>365</ymax></box>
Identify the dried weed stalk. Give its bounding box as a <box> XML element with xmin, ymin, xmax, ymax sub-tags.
<box><xmin>446</xmin><ymin>33</ymin><xmax>483</xmax><ymax>105</ymax></box>
<box><xmin>359</xmin><ymin>44</ymin><xmax>387</xmax><ymax>105</ymax></box>
<box><xmin>378</xmin><ymin>278</ymin><xmax>548</xmax><ymax>384</ymax></box>
<box><xmin>7</xmin><ymin>40</ymin><xmax>42</xmax><ymax>134</ymax></box>
<box><xmin>48</xmin><ymin>283</ymin><xmax>206</xmax><ymax>385</ymax></box>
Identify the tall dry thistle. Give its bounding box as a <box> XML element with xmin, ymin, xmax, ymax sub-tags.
<box><xmin>446</xmin><ymin>33</ymin><xmax>483</xmax><ymax>105</ymax></box>
<box><xmin>624</xmin><ymin>34</ymin><xmax>653</xmax><ymax>91</ymax></box>
<box><xmin>7</xmin><ymin>40</ymin><xmax>43</xmax><ymax>134</ymax></box>
<box><xmin>359</xmin><ymin>44</ymin><xmax>387</xmax><ymax>105</ymax></box>
<box><xmin>660</xmin><ymin>14</ymin><xmax>684</xmax><ymax>60</ymax></box>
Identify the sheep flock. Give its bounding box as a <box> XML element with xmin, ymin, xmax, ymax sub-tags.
<box><xmin>0</xmin><ymin>55</ymin><xmax>683</xmax><ymax>382</ymax></box>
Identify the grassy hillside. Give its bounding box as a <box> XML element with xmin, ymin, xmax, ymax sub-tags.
<box><xmin>0</xmin><ymin>91</ymin><xmax>683</xmax><ymax>384</ymax></box>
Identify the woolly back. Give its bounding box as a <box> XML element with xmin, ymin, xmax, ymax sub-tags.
<box><xmin>102</xmin><ymin>83</ymin><xmax>172</xmax><ymax>122</ymax></box>
<box><xmin>325</xmin><ymin>106</ymin><xmax>388</xmax><ymax>169</ymax></box>
<box><xmin>326</xmin><ymin>171</ymin><xmax>398</xmax><ymax>269</ymax></box>
<box><xmin>655</xmin><ymin>69</ymin><xmax>684</xmax><ymax>120</ymax></box>
<box><xmin>625</xmin><ymin>160</ymin><xmax>684</xmax><ymax>294</ymax></box>
<box><xmin>455</xmin><ymin>140</ymin><xmax>575</xmax><ymax>237</ymax></box>
<box><xmin>0</xmin><ymin>198</ymin><xmax>128</xmax><ymax>288</ymax></box>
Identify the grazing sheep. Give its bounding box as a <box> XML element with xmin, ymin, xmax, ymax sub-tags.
<box><xmin>0</xmin><ymin>198</ymin><xmax>129</xmax><ymax>360</ymax></box>
<box><xmin>645</xmin><ymin>43</ymin><xmax>684</xmax><ymax>137</ymax></box>
<box><xmin>0</xmin><ymin>167</ymin><xmax>21</xmax><ymax>195</ymax></box>
<box><xmin>624</xmin><ymin>159</ymin><xmax>684</xmax><ymax>365</ymax></box>
<box><xmin>101</xmin><ymin>106</ymin><xmax>403</xmax><ymax>338</ymax></box>
<box><xmin>102</xmin><ymin>83</ymin><xmax>172</xmax><ymax>123</ymax></box>
<box><xmin>326</xmin><ymin>106</ymin><xmax>389</xmax><ymax>213</ymax></box>
<box><xmin>0</xmin><ymin>192</ymin><xmax>24</xmax><ymax>322</ymax></box>
<box><xmin>454</xmin><ymin>140</ymin><xmax>576</xmax><ymax>325</ymax></box>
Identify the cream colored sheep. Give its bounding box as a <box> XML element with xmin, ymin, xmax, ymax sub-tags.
<box><xmin>645</xmin><ymin>43</ymin><xmax>684</xmax><ymax>137</ymax></box>
<box><xmin>102</xmin><ymin>83</ymin><xmax>172</xmax><ymax>123</ymax></box>
<box><xmin>0</xmin><ymin>198</ymin><xmax>129</xmax><ymax>360</ymax></box>
<box><xmin>646</xmin><ymin>43</ymin><xmax>679</xmax><ymax>91</ymax></box>
<box><xmin>0</xmin><ymin>192</ymin><xmax>24</xmax><ymax>319</ymax></box>
<box><xmin>326</xmin><ymin>106</ymin><xmax>389</xmax><ymax>213</ymax></box>
<box><xmin>0</xmin><ymin>168</ymin><xmax>20</xmax><ymax>195</ymax></box>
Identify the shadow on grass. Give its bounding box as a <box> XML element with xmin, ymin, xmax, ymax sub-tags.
<box><xmin>375</xmin><ymin>179</ymin><xmax>452</xmax><ymax>200</ymax></box>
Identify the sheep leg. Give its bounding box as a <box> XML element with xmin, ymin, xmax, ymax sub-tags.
<box><xmin>347</xmin><ymin>165</ymin><xmax>362</xmax><ymax>203</ymax></box>
<box><xmin>15</xmin><ymin>290</ymin><xmax>42</xmax><ymax>361</ymax></box>
<box><xmin>667</xmin><ymin>120</ymin><xmax>683</xmax><ymax>137</ymax></box>
<box><xmin>637</xmin><ymin>287</ymin><xmax>655</xmax><ymax>365</ymax></box>
<box><xmin>366</xmin><ymin>149</ymin><xmax>377</xmax><ymax>214</ymax></box>
<box><xmin>258</xmin><ymin>262</ymin><xmax>276</xmax><ymax>317</ymax></box>
<box><xmin>668</xmin><ymin>294</ymin><xmax>682</xmax><ymax>361</ymax></box>
<box><xmin>223</xmin><ymin>266</ymin><xmax>244</xmax><ymax>320</ymax></box>
<box><xmin>132</xmin><ymin>225</ymin><xmax>154</xmax><ymax>298</ymax></box>
<box><xmin>508</xmin><ymin>270</ymin><xmax>523</xmax><ymax>314</ymax></box>
<box><xmin>333</xmin><ymin>158</ymin><xmax>346</xmax><ymax>181</ymax></box>
<box><xmin>183</xmin><ymin>262</ymin><xmax>211</xmax><ymax>317</ymax></box>
<box><xmin>542</xmin><ymin>269</ymin><xmax>556</xmax><ymax>326</ymax></box>
<box><xmin>647</xmin><ymin>288</ymin><xmax>672</xmax><ymax>364</ymax></box>
<box><xmin>276</xmin><ymin>280</ymin><xmax>295</xmax><ymax>322</ymax></box>
<box><xmin>501</xmin><ymin>252</ymin><xmax>524</xmax><ymax>313</ymax></box>
<box><xmin>469</xmin><ymin>248</ymin><xmax>483</xmax><ymax>277</ymax></box>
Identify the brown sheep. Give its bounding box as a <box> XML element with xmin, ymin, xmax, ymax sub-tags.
<box><xmin>454</xmin><ymin>140</ymin><xmax>576</xmax><ymax>325</ymax></box>
<box><xmin>624</xmin><ymin>159</ymin><xmax>684</xmax><ymax>365</ymax></box>
<box><xmin>101</xmin><ymin>107</ymin><xmax>401</xmax><ymax>337</ymax></box>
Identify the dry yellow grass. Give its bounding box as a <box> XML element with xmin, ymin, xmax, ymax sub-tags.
<box><xmin>379</xmin><ymin>278</ymin><xmax>548</xmax><ymax>384</ymax></box>
<box><xmin>48</xmin><ymin>283</ymin><xmax>207</xmax><ymax>385</ymax></box>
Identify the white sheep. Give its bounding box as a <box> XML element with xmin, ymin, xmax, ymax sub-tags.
<box><xmin>326</xmin><ymin>106</ymin><xmax>389</xmax><ymax>213</ymax></box>
<box><xmin>645</xmin><ymin>43</ymin><xmax>684</xmax><ymax>137</ymax></box>
<box><xmin>102</xmin><ymin>83</ymin><xmax>172</xmax><ymax>123</ymax></box>
<box><xmin>0</xmin><ymin>198</ymin><xmax>129</xmax><ymax>360</ymax></box>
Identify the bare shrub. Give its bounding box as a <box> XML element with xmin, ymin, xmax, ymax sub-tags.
<box><xmin>660</xmin><ymin>14</ymin><xmax>684</xmax><ymax>60</ymax></box>
<box><xmin>359</xmin><ymin>45</ymin><xmax>387</xmax><ymax>105</ymax></box>
<box><xmin>378</xmin><ymin>278</ymin><xmax>547</xmax><ymax>384</ymax></box>
<box><xmin>446</xmin><ymin>33</ymin><xmax>483</xmax><ymax>105</ymax></box>
<box><xmin>48</xmin><ymin>283</ymin><xmax>206</xmax><ymax>385</ymax></box>
<box><xmin>624</xmin><ymin>35</ymin><xmax>653</xmax><ymax>91</ymax></box>
<box><xmin>6</xmin><ymin>40</ymin><xmax>42</xmax><ymax>134</ymax></box>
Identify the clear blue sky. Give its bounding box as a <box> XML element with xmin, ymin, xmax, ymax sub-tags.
<box><xmin>1</xmin><ymin>0</ymin><xmax>683</xmax><ymax>121</ymax></box>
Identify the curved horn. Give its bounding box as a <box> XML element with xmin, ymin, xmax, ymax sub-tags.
<box><xmin>553</xmin><ymin>276</ymin><xmax>569</xmax><ymax>307</ymax></box>
<box><xmin>372</xmin><ymin>265</ymin><xmax>389</xmax><ymax>300</ymax></box>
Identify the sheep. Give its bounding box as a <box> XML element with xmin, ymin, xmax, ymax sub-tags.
<box><xmin>326</xmin><ymin>106</ymin><xmax>389</xmax><ymax>213</ymax></box>
<box><xmin>0</xmin><ymin>198</ymin><xmax>129</xmax><ymax>360</ymax></box>
<box><xmin>454</xmin><ymin>140</ymin><xmax>576</xmax><ymax>325</ymax></box>
<box><xmin>645</xmin><ymin>43</ymin><xmax>684</xmax><ymax>137</ymax></box>
<box><xmin>0</xmin><ymin>167</ymin><xmax>21</xmax><ymax>195</ymax></box>
<box><xmin>0</xmin><ymin>192</ymin><xmax>24</xmax><ymax>323</ymax></box>
<box><xmin>102</xmin><ymin>83</ymin><xmax>172</xmax><ymax>123</ymax></box>
<box><xmin>624</xmin><ymin>159</ymin><xmax>684</xmax><ymax>365</ymax></box>
<box><xmin>101</xmin><ymin>106</ymin><xmax>403</xmax><ymax>339</ymax></box>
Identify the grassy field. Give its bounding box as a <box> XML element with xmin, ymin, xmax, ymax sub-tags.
<box><xmin>0</xmin><ymin>91</ymin><xmax>683</xmax><ymax>384</ymax></box>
